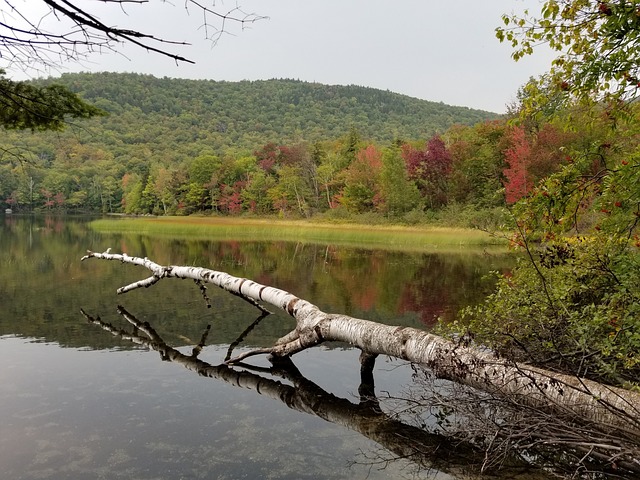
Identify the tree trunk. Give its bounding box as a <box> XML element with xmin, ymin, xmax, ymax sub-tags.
<box><xmin>81</xmin><ymin>250</ymin><xmax>640</xmax><ymax>437</ymax></box>
<box><xmin>82</xmin><ymin>305</ymin><xmax>540</xmax><ymax>478</ymax></box>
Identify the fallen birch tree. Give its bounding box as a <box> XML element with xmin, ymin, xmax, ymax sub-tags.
<box><xmin>81</xmin><ymin>305</ymin><xmax>536</xmax><ymax>479</ymax></box>
<box><xmin>81</xmin><ymin>250</ymin><xmax>640</xmax><ymax>442</ymax></box>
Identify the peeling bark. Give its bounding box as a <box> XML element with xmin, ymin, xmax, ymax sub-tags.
<box><xmin>81</xmin><ymin>250</ymin><xmax>640</xmax><ymax>437</ymax></box>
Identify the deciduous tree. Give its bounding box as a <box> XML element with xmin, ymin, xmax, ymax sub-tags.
<box><xmin>339</xmin><ymin>144</ymin><xmax>382</xmax><ymax>213</ymax></box>
<box><xmin>1</xmin><ymin>1</ymin><xmax>263</xmax><ymax>71</ymax></box>
<box><xmin>121</xmin><ymin>172</ymin><xmax>143</xmax><ymax>214</ymax></box>
<box><xmin>242</xmin><ymin>170</ymin><xmax>276</xmax><ymax>214</ymax></box>
<box><xmin>378</xmin><ymin>144</ymin><xmax>420</xmax><ymax>216</ymax></box>
<box><xmin>503</xmin><ymin>125</ymin><xmax>533</xmax><ymax>204</ymax></box>
<box><xmin>402</xmin><ymin>135</ymin><xmax>452</xmax><ymax>209</ymax></box>
<box><xmin>496</xmin><ymin>0</ymin><xmax>640</xmax><ymax>111</ymax></box>
<box><xmin>446</xmin><ymin>121</ymin><xmax>507</xmax><ymax>208</ymax></box>
<box><xmin>453</xmin><ymin>2</ymin><xmax>640</xmax><ymax>406</ymax></box>
<box><xmin>81</xmin><ymin>248</ymin><xmax>640</xmax><ymax>473</ymax></box>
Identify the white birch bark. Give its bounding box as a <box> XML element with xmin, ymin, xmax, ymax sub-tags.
<box><xmin>81</xmin><ymin>250</ymin><xmax>640</xmax><ymax>436</ymax></box>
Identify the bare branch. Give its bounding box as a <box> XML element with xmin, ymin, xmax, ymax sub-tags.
<box><xmin>0</xmin><ymin>0</ymin><xmax>267</xmax><ymax>72</ymax></box>
<box><xmin>224</xmin><ymin>347</ymin><xmax>276</xmax><ymax>365</ymax></box>
<box><xmin>224</xmin><ymin>311</ymin><xmax>270</xmax><ymax>362</ymax></box>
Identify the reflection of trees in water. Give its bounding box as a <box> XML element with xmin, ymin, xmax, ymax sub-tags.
<box><xmin>106</xmin><ymin>236</ymin><xmax>510</xmax><ymax>325</ymax></box>
<box><xmin>82</xmin><ymin>305</ymin><xmax>575</xmax><ymax>480</ymax></box>
<box><xmin>1</xmin><ymin>217</ymin><xmax>510</xmax><ymax>348</ymax></box>
<box><xmin>160</xmin><ymin>241</ymin><xmax>511</xmax><ymax>325</ymax></box>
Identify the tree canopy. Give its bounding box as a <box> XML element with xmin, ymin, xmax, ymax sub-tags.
<box><xmin>0</xmin><ymin>69</ymin><xmax>103</xmax><ymax>131</ymax></box>
<box><xmin>452</xmin><ymin>0</ymin><xmax>640</xmax><ymax>391</ymax></box>
<box><xmin>0</xmin><ymin>73</ymin><xmax>502</xmax><ymax>217</ymax></box>
<box><xmin>497</xmin><ymin>0</ymin><xmax>640</xmax><ymax>111</ymax></box>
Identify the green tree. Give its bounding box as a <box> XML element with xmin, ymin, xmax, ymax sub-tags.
<box><xmin>189</xmin><ymin>154</ymin><xmax>221</xmax><ymax>211</ymax></box>
<box><xmin>378</xmin><ymin>144</ymin><xmax>420</xmax><ymax>216</ymax></box>
<box><xmin>497</xmin><ymin>0</ymin><xmax>640</xmax><ymax>111</ymax></box>
<box><xmin>99</xmin><ymin>175</ymin><xmax>120</xmax><ymax>213</ymax></box>
<box><xmin>141</xmin><ymin>174</ymin><xmax>159</xmax><ymax>214</ymax></box>
<box><xmin>338</xmin><ymin>127</ymin><xmax>363</xmax><ymax>169</ymax></box>
<box><xmin>453</xmin><ymin>4</ymin><xmax>640</xmax><ymax>389</ymax></box>
<box><xmin>182</xmin><ymin>182</ymin><xmax>208</xmax><ymax>213</ymax></box>
<box><xmin>121</xmin><ymin>172</ymin><xmax>144</xmax><ymax>214</ymax></box>
<box><xmin>316</xmin><ymin>153</ymin><xmax>343</xmax><ymax>210</ymax></box>
<box><xmin>0</xmin><ymin>70</ymin><xmax>103</xmax><ymax>132</ymax></box>
<box><xmin>153</xmin><ymin>167</ymin><xmax>181</xmax><ymax>215</ymax></box>
<box><xmin>0</xmin><ymin>163</ymin><xmax>19</xmax><ymax>208</ymax></box>
<box><xmin>242</xmin><ymin>170</ymin><xmax>276</xmax><ymax>214</ymax></box>
<box><xmin>267</xmin><ymin>165</ymin><xmax>312</xmax><ymax>217</ymax></box>
<box><xmin>189</xmin><ymin>154</ymin><xmax>220</xmax><ymax>185</ymax></box>
<box><xmin>66</xmin><ymin>190</ymin><xmax>88</xmax><ymax>211</ymax></box>
<box><xmin>446</xmin><ymin>121</ymin><xmax>507</xmax><ymax>208</ymax></box>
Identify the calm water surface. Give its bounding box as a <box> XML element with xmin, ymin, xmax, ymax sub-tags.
<box><xmin>0</xmin><ymin>215</ymin><xmax>517</xmax><ymax>479</ymax></box>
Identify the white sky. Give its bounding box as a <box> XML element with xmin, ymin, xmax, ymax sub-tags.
<box><xmin>9</xmin><ymin>0</ymin><xmax>556</xmax><ymax>113</ymax></box>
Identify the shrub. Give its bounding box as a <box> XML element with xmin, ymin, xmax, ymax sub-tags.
<box><xmin>448</xmin><ymin>236</ymin><xmax>640</xmax><ymax>389</ymax></box>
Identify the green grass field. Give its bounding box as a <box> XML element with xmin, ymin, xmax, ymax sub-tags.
<box><xmin>90</xmin><ymin>216</ymin><xmax>507</xmax><ymax>253</ymax></box>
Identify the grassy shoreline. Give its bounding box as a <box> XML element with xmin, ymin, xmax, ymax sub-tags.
<box><xmin>90</xmin><ymin>216</ymin><xmax>508</xmax><ymax>252</ymax></box>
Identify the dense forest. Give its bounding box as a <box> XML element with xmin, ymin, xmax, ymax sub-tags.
<box><xmin>1</xmin><ymin>72</ymin><xmax>503</xmax><ymax>219</ymax></box>
<box><xmin>0</xmin><ymin>71</ymin><xmax>635</xmax><ymax>232</ymax></box>
<box><xmin>57</xmin><ymin>72</ymin><xmax>497</xmax><ymax>143</ymax></box>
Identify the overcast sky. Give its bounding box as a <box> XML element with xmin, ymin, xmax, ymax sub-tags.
<box><xmin>13</xmin><ymin>0</ymin><xmax>555</xmax><ymax>113</ymax></box>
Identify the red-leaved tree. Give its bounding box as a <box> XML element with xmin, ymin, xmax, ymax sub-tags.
<box><xmin>402</xmin><ymin>135</ymin><xmax>452</xmax><ymax>208</ymax></box>
<box><xmin>503</xmin><ymin>124</ymin><xmax>572</xmax><ymax>204</ymax></box>
<box><xmin>339</xmin><ymin>144</ymin><xmax>382</xmax><ymax>213</ymax></box>
<box><xmin>503</xmin><ymin>125</ymin><xmax>533</xmax><ymax>204</ymax></box>
<box><xmin>218</xmin><ymin>181</ymin><xmax>245</xmax><ymax>214</ymax></box>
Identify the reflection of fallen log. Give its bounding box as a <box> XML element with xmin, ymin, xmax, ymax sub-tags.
<box><xmin>81</xmin><ymin>306</ymin><xmax>539</xmax><ymax>479</ymax></box>
<box><xmin>81</xmin><ymin>250</ymin><xmax>640</xmax><ymax>440</ymax></box>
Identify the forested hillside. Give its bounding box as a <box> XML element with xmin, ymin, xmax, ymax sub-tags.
<box><xmin>45</xmin><ymin>72</ymin><xmax>497</xmax><ymax>148</ymax></box>
<box><xmin>4</xmin><ymin>72</ymin><xmax>632</xmax><ymax>228</ymax></box>
<box><xmin>1</xmin><ymin>72</ymin><xmax>501</xmax><ymax>217</ymax></box>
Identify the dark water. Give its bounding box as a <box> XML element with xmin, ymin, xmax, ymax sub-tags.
<box><xmin>0</xmin><ymin>215</ymin><xmax>516</xmax><ymax>479</ymax></box>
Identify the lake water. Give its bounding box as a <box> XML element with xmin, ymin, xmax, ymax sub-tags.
<box><xmin>1</xmin><ymin>215</ymin><xmax>519</xmax><ymax>479</ymax></box>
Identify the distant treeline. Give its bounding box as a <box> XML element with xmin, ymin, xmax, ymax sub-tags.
<box><xmin>0</xmin><ymin>72</ymin><xmax>619</xmax><ymax>223</ymax></box>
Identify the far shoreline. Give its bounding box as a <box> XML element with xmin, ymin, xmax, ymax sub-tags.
<box><xmin>90</xmin><ymin>215</ymin><xmax>509</xmax><ymax>253</ymax></box>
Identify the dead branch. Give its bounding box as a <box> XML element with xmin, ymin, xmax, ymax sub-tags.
<box><xmin>1</xmin><ymin>0</ymin><xmax>267</xmax><ymax>73</ymax></box>
<box><xmin>81</xmin><ymin>249</ymin><xmax>640</xmax><ymax>438</ymax></box>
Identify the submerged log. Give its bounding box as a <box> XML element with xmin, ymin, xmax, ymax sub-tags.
<box><xmin>81</xmin><ymin>250</ymin><xmax>640</xmax><ymax>438</ymax></box>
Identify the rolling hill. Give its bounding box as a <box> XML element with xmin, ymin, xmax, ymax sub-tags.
<box><xmin>37</xmin><ymin>72</ymin><xmax>499</xmax><ymax>153</ymax></box>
